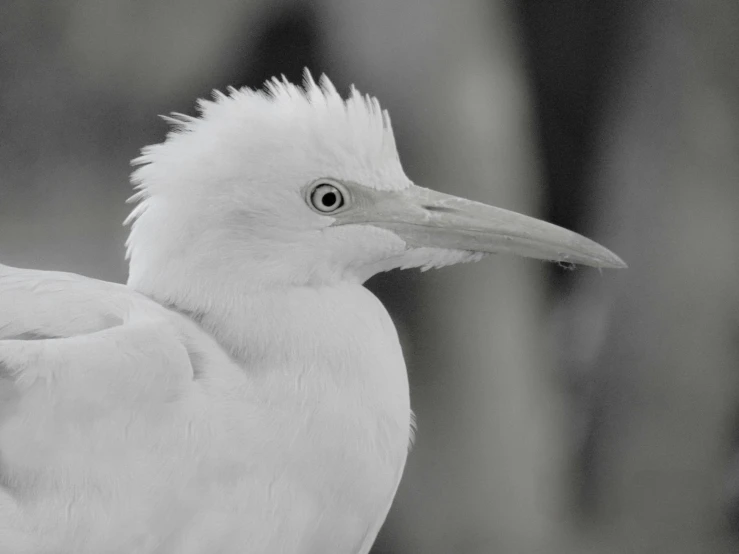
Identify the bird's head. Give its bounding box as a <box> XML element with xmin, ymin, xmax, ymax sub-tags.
<box><xmin>126</xmin><ymin>73</ymin><xmax>624</xmax><ymax>307</ymax></box>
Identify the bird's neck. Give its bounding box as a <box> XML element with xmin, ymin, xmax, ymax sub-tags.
<box><xmin>192</xmin><ymin>284</ymin><xmax>390</xmax><ymax>364</ymax></box>
<box><xmin>169</xmin><ymin>283</ymin><xmax>410</xmax><ymax>439</ymax></box>
<box><xmin>137</xmin><ymin>278</ymin><xmax>406</xmax><ymax>385</ymax></box>
<box><xmin>136</xmin><ymin>278</ymin><xmax>413</xmax><ymax>497</ymax></box>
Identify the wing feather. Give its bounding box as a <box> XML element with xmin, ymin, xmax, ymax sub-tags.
<box><xmin>0</xmin><ymin>264</ymin><xmax>136</xmax><ymax>339</ymax></box>
<box><xmin>0</xmin><ymin>264</ymin><xmax>203</xmax><ymax>549</ymax></box>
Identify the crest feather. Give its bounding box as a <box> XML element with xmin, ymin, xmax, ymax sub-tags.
<box><xmin>126</xmin><ymin>70</ymin><xmax>408</xmax><ymax>257</ymax></box>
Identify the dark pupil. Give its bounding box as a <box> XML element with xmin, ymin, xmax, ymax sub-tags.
<box><xmin>321</xmin><ymin>191</ymin><xmax>337</xmax><ymax>207</ymax></box>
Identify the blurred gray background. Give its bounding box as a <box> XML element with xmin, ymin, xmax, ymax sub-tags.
<box><xmin>1</xmin><ymin>1</ymin><xmax>738</xmax><ymax>552</ymax></box>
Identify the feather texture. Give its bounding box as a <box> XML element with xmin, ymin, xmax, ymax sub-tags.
<box><xmin>0</xmin><ymin>264</ymin><xmax>410</xmax><ymax>553</ymax></box>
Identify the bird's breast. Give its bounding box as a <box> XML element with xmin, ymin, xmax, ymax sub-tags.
<box><xmin>189</xmin><ymin>284</ymin><xmax>412</xmax><ymax>552</ymax></box>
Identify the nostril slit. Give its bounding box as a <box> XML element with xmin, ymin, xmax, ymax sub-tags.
<box><xmin>422</xmin><ymin>205</ymin><xmax>457</xmax><ymax>213</ymax></box>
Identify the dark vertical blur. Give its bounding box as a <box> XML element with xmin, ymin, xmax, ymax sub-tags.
<box><xmin>515</xmin><ymin>0</ymin><xmax>635</xmax><ymax>289</ymax></box>
<box><xmin>514</xmin><ymin>0</ymin><xmax>642</xmax><ymax>518</ymax></box>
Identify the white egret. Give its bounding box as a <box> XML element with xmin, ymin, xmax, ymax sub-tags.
<box><xmin>0</xmin><ymin>73</ymin><xmax>624</xmax><ymax>553</ymax></box>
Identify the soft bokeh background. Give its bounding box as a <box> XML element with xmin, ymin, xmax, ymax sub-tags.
<box><xmin>2</xmin><ymin>1</ymin><xmax>738</xmax><ymax>552</ymax></box>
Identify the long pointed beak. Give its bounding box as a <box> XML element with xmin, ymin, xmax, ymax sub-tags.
<box><xmin>333</xmin><ymin>184</ymin><xmax>626</xmax><ymax>269</ymax></box>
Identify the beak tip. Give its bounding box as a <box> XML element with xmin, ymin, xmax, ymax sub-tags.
<box><xmin>593</xmin><ymin>250</ymin><xmax>627</xmax><ymax>270</ymax></box>
<box><xmin>558</xmin><ymin>241</ymin><xmax>626</xmax><ymax>270</ymax></box>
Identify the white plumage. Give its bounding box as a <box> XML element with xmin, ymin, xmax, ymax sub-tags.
<box><xmin>0</xmin><ymin>73</ymin><xmax>624</xmax><ymax>553</ymax></box>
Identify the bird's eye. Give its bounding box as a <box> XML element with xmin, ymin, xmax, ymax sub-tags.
<box><xmin>309</xmin><ymin>182</ymin><xmax>346</xmax><ymax>213</ymax></box>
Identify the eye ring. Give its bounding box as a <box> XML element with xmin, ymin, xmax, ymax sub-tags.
<box><xmin>307</xmin><ymin>180</ymin><xmax>347</xmax><ymax>214</ymax></box>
